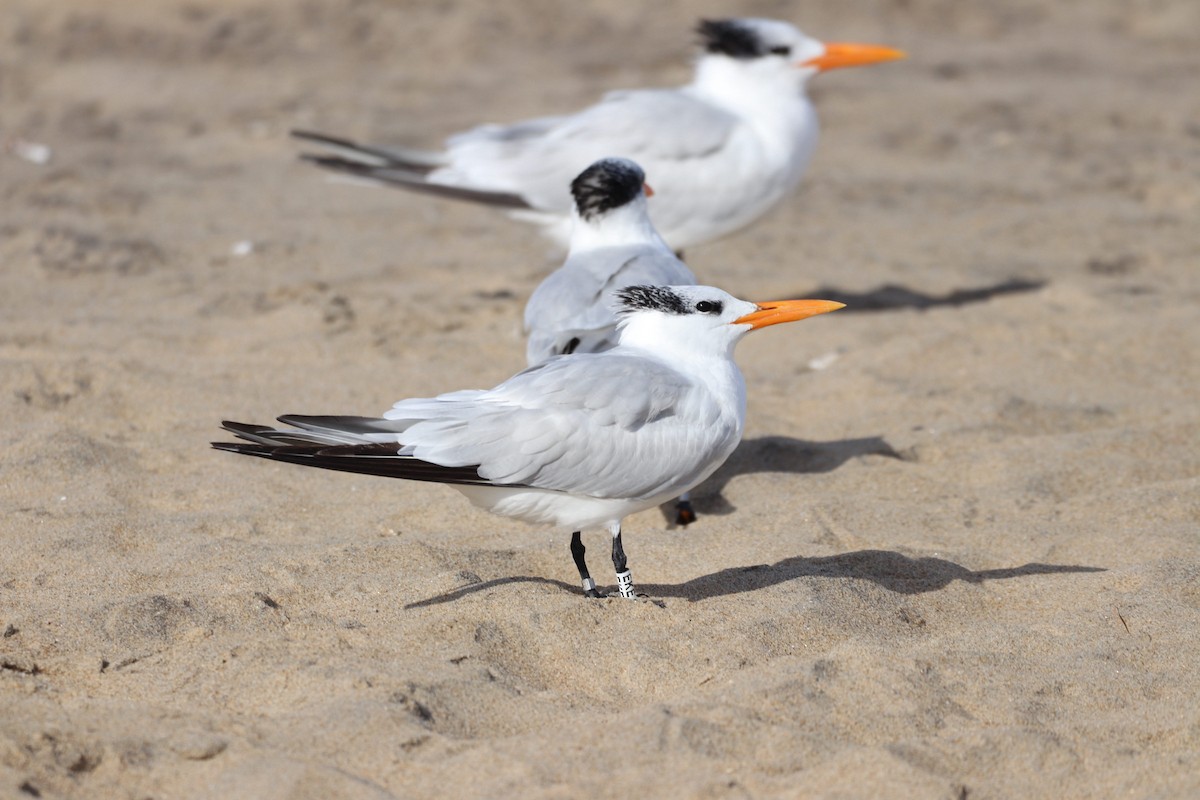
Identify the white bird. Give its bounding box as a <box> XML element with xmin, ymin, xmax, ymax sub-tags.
<box><xmin>526</xmin><ymin>156</ymin><xmax>700</xmax><ymax>524</ymax></box>
<box><xmin>214</xmin><ymin>285</ymin><xmax>844</xmax><ymax>598</ymax></box>
<box><xmin>524</xmin><ymin>157</ymin><xmax>695</xmax><ymax>365</ymax></box>
<box><xmin>292</xmin><ymin>18</ymin><xmax>904</xmax><ymax>253</ymax></box>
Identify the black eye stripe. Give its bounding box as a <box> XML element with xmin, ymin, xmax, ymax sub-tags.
<box><xmin>697</xmin><ymin>19</ymin><xmax>796</xmax><ymax>60</ymax></box>
<box><xmin>616</xmin><ymin>287</ymin><xmax>725</xmax><ymax>317</ymax></box>
<box><xmin>616</xmin><ymin>286</ymin><xmax>689</xmax><ymax>315</ymax></box>
<box><xmin>698</xmin><ymin>19</ymin><xmax>764</xmax><ymax>59</ymax></box>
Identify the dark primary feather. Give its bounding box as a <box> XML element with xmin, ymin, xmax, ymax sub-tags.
<box><xmin>697</xmin><ymin>19</ymin><xmax>767</xmax><ymax>59</ymax></box>
<box><xmin>570</xmin><ymin>158</ymin><xmax>645</xmax><ymax>220</ymax></box>
<box><xmin>298</xmin><ymin>155</ymin><xmax>534</xmax><ymax>210</ymax></box>
<box><xmin>213</xmin><ymin>420</ymin><xmax>522</xmax><ymax>487</ymax></box>
<box><xmin>290</xmin><ymin>129</ymin><xmax>437</xmax><ymax>173</ymax></box>
<box><xmin>277</xmin><ymin>415</ymin><xmax>404</xmax><ymax>437</ymax></box>
<box><xmin>614</xmin><ymin>285</ymin><xmax>690</xmax><ymax>316</ymax></box>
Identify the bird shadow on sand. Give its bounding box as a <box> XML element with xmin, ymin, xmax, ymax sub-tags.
<box><xmin>404</xmin><ymin>549</ymin><xmax>1104</xmax><ymax>608</ymax></box>
<box><xmin>801</xmin><ymin>278</ymin><xmax>1045</xmax><ymax>313</ymax></box>
<box><xmin>670</xmin><ymin>435</ymin><xmax>902</xmax><ymax>521</ymax></box>
<box><xmin>640</xmin><ymin>550</ymin><xmax>1104</xmax><ymax>601</ymax></box>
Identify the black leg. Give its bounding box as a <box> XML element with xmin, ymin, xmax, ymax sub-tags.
<box><xmin>571</xmin><ymin>531</ymin><xmax>605</xmax><ymax>598</ymax></box>
<box><xmin>611</xmin><ymin>528</ymin><xmax>636</xmax><ymax>598</ymax></box>
<box><xmin>674</xmin><ymin>497</ymin><xmax>696</xmax><ymax>527</ymax></box>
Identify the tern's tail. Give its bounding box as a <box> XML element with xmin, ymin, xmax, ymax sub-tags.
<box><xmin>291</xmin><ymin>129</ymin><xmax>533</xmax><ymax>210</ymax></box>
<box><xmin>213</xmin><ymin>417</ymin><xmax>494</xmax><ymax>486</ymax></box>
<box><xmin>291</xmin><ymin>129</ymin><xmax>446</xmax><ymax>173</ymax></box>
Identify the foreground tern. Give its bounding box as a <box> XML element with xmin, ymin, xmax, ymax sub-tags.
<box><xmin>214</xmin><ymin>285</ymin><xmax>843</xmax><ymax>598</ymax></box>
<box><xmin>293</xmin><ymin>18</ymin><xmax>904</xmax><ymax>252</ymax></box>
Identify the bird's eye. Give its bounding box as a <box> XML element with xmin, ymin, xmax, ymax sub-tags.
<box><xmin>695</xmin><ymin>300</ymin><xmax>722</xmax><ymax>314</ymax></box>
<box><xmin>769</xmin><ymin>45</ymin><xmax>792</xmax><ymax>57</ymax></box>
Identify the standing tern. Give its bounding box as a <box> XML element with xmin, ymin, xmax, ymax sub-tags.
<box><xmin>525</xmin><ymin>156</ymin><xmax>701</xmax><ymax>524</ymax></box>
<box><xmin>292</xmin><ymin>18</ymin><xmax>904</xmax><ymax>253</ymax></box>
<box><xmin>213</xmin><ymin>285</ymin><xmax>844</xmax><ymax>599</ymax></box>
<box><xmin>524</xmin><ymin>157</ymin><xmax>695</xmax><ymax>365</ymax></box>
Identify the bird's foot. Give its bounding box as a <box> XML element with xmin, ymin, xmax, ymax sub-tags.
<box><xmin>674</xmin><ymin>499</ymin><xmax>697</xmax><ymax>527</ymax></box>
<box><xmin>582</xmin><ymin>578</ymin><xmax>608</xmax><ymax>599</ymax></box>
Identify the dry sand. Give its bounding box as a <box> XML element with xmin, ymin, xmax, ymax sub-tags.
<box><xmin>2</xmin><ymin>1</ymin><xmax>1199</xmax><ymax>797</ymax></box>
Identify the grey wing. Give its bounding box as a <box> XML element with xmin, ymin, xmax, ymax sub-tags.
<box><xmin>522</xmin><ymin>259</ymin><xmax>618</xmax><ymax>363</ymax></box>
<box><xmin>445</xmin><ymin>115</ymin><xmax>567</xmax><ymax>150</ymax></box>
<box><xmin>292</xmin><ymin>129</ymin><xmax>449</xmax><ymax>173</ymax></box>
<box><xmin>385</xmin><ymin>354</ymin><xmax>735</xmax><ymax>500</ymax></box>
<box><xmin>428</xmin><ymin>114</ymin><xmax>573</xmax><ymax>205</ymax></box>
<box><xmin>600</xmin><ymin>248</ymin><xmax>699</xmax><ymax>290</ymax></box>
<box><xmin>557</xmin><ymin>89</ymin><xmax>739</xmax><ymax>161</ymax></box>
<box><xmin>524</xmin><ymin>247</ymin><xmax>698</xmax><ymax>364</ymax></box>
<box><xmin>438</xmin><ymin>90</ymin><xmax>739</xmax><ymax>209</ymax></box>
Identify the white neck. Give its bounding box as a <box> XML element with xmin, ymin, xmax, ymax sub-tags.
<box><xmin>617</xmin><ymin>314</ymin><xmax>746</xmax><ymax>371</ymax></box>
<box><xmin>567</xmin><ymin>197</ymin><xmax>669</xmax><ymax>255</ymax></box>
<box><xmin>690</xmin><ymin>55</ymin><xmax>814</xmax><ymax>119</ymax></box>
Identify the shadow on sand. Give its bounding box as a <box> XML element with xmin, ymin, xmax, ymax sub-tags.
<box><xmin>802</xmin><ymin>278</ymin><xmax>1045</xmax><ymax>313</ymax></box>
<box><xmin>676</xmin><ymin>435</ymin><xmax>902</xmax><ymax>519</ymax></box>
<box><xmin>405</xmin><ymin>549</ymin><xmax>1104</xmax><ymax>608</ymax></box>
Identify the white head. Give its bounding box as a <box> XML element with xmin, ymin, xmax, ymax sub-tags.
<box><xmin>567</xmin><ymin>157</ymin><xmax>666</xmax><ymax>251</ymax></box>
<box><xmin>694</xmin><ymin>18</ymin><xmax>905</xmax><ymax>95</ymax></box>
<box><xmin>613</xmin><ymin>284</ymin><xmax>844</xmax><ymax>360</ymax></box>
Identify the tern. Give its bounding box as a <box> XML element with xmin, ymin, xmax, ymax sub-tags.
<box><xmin>214</xmin><ymin>285</ymin><xmax>844</xmax><ymax>599</ymax></box>
<box><xmin>292</xmin><ymin>18</ymin><xmax>904</xmax><ymax>253</ymax></box>
<box><xmin>525</xmin><ymin>156</ymin><xmax>701</xmax><ymax>524</ymax></box>
<box><xmin>524</xmin><ymin>157</ymin><xmax>695</xmax><ymax>365</ymax></box>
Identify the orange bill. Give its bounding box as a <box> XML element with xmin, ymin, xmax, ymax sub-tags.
<box><xmin>643</xmin><ymin>183</ymin><xmax>655</xmax><ymax>197</ymax></box>
<box><xmin>734</xmin><ymin>299</ymin><xmax>845</xmax><ymax>330</ymax></box>
<box><xmin>802</xmin><ymin>42</ymin><xmax>906</xmax><ymax>71</ymax></box>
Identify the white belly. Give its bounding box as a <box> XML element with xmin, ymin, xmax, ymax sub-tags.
<box><xmin>453</xmin><ymin>484</ymin><xmax>677</xmax><ymax>531</ymax></box>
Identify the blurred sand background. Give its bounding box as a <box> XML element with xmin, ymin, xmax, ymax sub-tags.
<box><xmin>2</xmin><ymin>0</ymin><xmax>1199</xmax><ymax>797</ymax></box>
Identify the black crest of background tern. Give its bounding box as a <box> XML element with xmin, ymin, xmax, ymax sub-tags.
<box><xmin>570</xmin><ymin>158</ymin><xmax>645</xmax><ymax>221</ymax></box>
<box><xmin>697</xmin><ymin>19</ymin><xmax>772</xmax><ymax>59</ymax></box>
<box><xmin>615</xmin><ymin>285</ymin><xmax>692</xmax><ymax>316</ymax></box>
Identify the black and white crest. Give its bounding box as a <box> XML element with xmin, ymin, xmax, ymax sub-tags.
<box><xmin>697</xmin><ymin>19</ymin><xmax>767</xmax><ymax>59</ymax></box>
<box><xmin>615</xmin><ymin>285</ymin><xmax>690</xmax><ymax>316</ymax></box>
<box><xmin>571</xmin><ymin>158</ymin><xmax>645</xmax><ymax>221</ymax></box>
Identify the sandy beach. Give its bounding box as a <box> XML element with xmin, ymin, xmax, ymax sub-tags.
<box><xmin>2</xmin><ymin>0</ymin><xmax>1198</xmax><ymax>797</ymax></box>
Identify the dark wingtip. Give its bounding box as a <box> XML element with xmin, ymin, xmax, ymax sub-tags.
<box><xmin>299</xmin><ymin>154</ymin><xmax>375</xmax><ymax>172</ymax></box>
<box><xmin>221</xmin><ymin>420</ymin><xmax>269</xmax><ymax>435</ymax></box>
<box><xmin>298</xmin><ymin>156</ymin><xmax>534</xmax><ymax>209</ymax></box>
<box><xmin>290</xmin><ymin>128</ymin><xmax>329</xmax><ymax>140</ymax></box>
<box><xmin>211</xmin><ymin>441</ymin><xmax>261</xmax><ymax>453</ymax></box>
